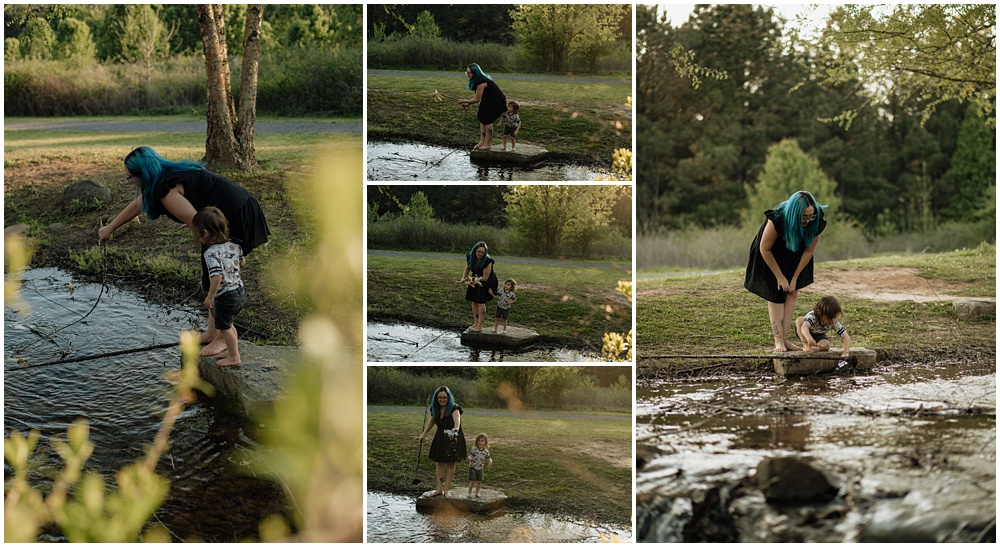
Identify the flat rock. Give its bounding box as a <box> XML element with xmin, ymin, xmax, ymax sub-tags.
<box><xmin>460</xmin><ymin>325</ymin><xmax>539</xmax><ymax>348</ymax></box>
<box><xmin>954</xmin><ymin>299</ymin><xmax>995</xmax><ymax>320</ymax></box>
<box><xmin>469</xmin><ymin>142</ymin><xmax>547</xmax><ymax>164</ymax></box>
<box><xmin>756</xmin><ymin>456</ymin><xmax>839</xmax><ymax>504</ymax></box>
<box><xmin>196</xmin><ymin>342</ymin><xmax>300</xmax><ymax>415</ymax></box>
<box><xmin>415</xmin><ymin>487</ymin><xmax>507</xmax><ymax>514</ymax></box>
<box><xmin>773</xmin><ymin>347</ymin><xmax>876</xmax><ymax>376</ymax></box>
<box><xmin>63</xmin><ymin>179</ymin><xmax>111</xmax><ymax>207</ymax></box>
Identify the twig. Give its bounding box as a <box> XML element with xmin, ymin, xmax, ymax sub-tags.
<box><xmin>8</xmin><ymin>342</ymin><xmax>178</xmax><ymax>371</ymax></box>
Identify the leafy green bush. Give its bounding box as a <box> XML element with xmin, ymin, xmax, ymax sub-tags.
<box><xmin>367</xmin><ymin>35</ymin><xmax>515</xmax><ymax>71</ymax></box>
<box><xmin>257</xmin><ymin>47</ymin><xmax>362</xmax><ymax>116</ymax></box>
<box><xmin>367</xmin><ymin>367</ymin><xmax>480</xmax><ymax>407</ymax></box>
<box><xmin>366</xmin><ymin>217</ymin><xmax>510</xmax><ymax>254</ymax></box>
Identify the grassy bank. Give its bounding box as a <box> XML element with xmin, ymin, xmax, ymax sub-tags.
<box><xmin>366</xmin><ymin>252</ymin><xmax>632</xmax><ymax>352</ymax></box>
<box><xmin>637</xmin><ymin>245</ymin><xmax>996</xmax><ymax>366</ymax></box>
<box><xmin>366</xmin><ymin>407</ymin><xmax>632</xmax><ymax>526</ymax></box>
<box><xmin>366</xmin><ymin>72</ymin><xmax>631</xmax><ymax>166</ymax></box>
<box><xmin>4</xmin><ymin>123</ymin><xmax>361</xmax><ymax>345</ymax></box>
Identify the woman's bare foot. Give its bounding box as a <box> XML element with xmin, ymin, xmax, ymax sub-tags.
<box><xmin>772</xmin><ymin>345</ymin><xmax>787</xmax><ymax>353</ymax></box>
<box><xmin>785</xmin><ymin>341</ymin><xmax>803</xmax><ymax>351</ymax></box>
<box><xmin>199</xmin><ymin>331</ymin><xmax>215</xmax><ymax>344</ymax></box>
<box><xmin>475</xmin><ymin>493</ymin><xmax>481</xmax><ymax>498</ymax></box>
<box><xmin>430</xmin><ymin>490</ymin><xmax>442</xmax><ymax>497</ymax></box>
<box><xmin>200</xmin><ymin>338</ymin><xmax>227</xmax><ymax>356</ymax></box>
<box><xmin>444</xmin><ymin>491</ymin><xmax>452</xmax><ymax>499</ymax></box>
<box><xmin>216</xmin><ymin>356</ymin><xmax>241</xmax><ymax>367</ymax></box>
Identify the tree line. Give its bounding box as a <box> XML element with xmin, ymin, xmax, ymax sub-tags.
<box><xmin>637</xmin><ymin>4</ymin><xmax>995</xmax><ymax>239</ymax></box>
<box><xmin>366</xmin><ymin>4</ymin><xmax>632</xmax><ymax>74</ymax></box>
<box><xmin>367</xmin><ymin>185</ymin><xmax>631</xmax><ymax>259</ymax></box>
<box><xmin>4</xmin><ymin>5</ymin><xmax>362</xmax><ymax>117</ymax></box>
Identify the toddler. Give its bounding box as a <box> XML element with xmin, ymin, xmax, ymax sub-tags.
<box><xmin>467</xmin><ymin>433</ymin><xmax>493</xmax><ymax>498</ymax></box>
<box><xmin>501</xmin><ymin>101</ymin><xmax>521</xmax><ymax>151</ymax></box>
<box><xmin>795</xmin><ymin>296</ymin><xmax>851</xmax><ymax>358</ymax></box>
<box><xmin>492</xmin><ymin>279</ymin><xmax>517</xmax><ymax>334</ymax></box>
<box><xmin>193</xmin><ymin>206</ymin><xmax>244</xmax><ymax>367</ymax></box>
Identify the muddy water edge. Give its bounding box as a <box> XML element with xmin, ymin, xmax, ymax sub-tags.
<box><xmin>636</xmin><ymin>361</ymin><xmax>996</xmax><ymax>542</ymax></box>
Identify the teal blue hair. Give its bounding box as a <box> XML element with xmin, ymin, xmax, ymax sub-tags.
<box><xmin>773</xmin><ymin>190</ymin><xmax>826</xmax><ymax>252</ymax></box>
<box><xmin>467</xmin><ymin>241</ymin><xmax>491</xmax><ymax>270</ymax></box>
<box><xmin>430</xmin><ymin>386</ymin><xmax>457</xmax><ymax>419</ymax></box>
<box><xmin>467</xmin><ymin>63</ymin><xmax>493</xmax><ymax>91</ymax></box>
<box><xmin>124</xmin><ymin>146</ymin><xmax>205</xmax><ymax>219</ymax></box>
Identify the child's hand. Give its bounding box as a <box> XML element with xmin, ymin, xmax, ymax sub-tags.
<box><xmin>840</xmin><ymin>350</ymin><xmax>850</xmax><ymax>358</ymax></box>
<box><xmin>203</xmin><ymin>295</ymin><xmax>214</xmax><ymax>309</ymax></box>
<box><xmin>487</xmin><ymin>459</ymin><xmax>493</xmax><ymax>469</ymax></box>
<box><xmin>489</xmin><ymin>289</ymin><xmax>495</xmax><ymax>296</ymax></box>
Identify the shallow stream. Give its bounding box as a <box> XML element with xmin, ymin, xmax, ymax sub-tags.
<box><xmin>4</xmin><ymin>268</ymin><xmax>288</xmax><ymax>541</ymax></box>
<box><xmin>636</xmin><ymin>362</ymin><xmax>996</xmax><ymax>542</ymax></box>
<box><xmin>366</xmin><ymin>491</ymin><xmax>631</xmax><ymax>542</ymax></box>
<box><xmin>367</xmin><ymin>141</ymin><xmax>605</xmax><ymax>181</ymax></box>
<box><xmin>367</xmin><ymin>321</ymin><xmax>596</xmax><ymax>362</ymax></box>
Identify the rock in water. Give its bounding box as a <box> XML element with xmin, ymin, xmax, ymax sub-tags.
<box><xmin>756</xmin><ymin>457</ymin><xmax>839</xmax><ymax>503</ymax></box>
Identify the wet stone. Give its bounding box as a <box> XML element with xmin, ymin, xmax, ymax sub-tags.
<box><xmin>196</xmin><ymin>342</ymin><xmax>301</xmax><ymax>415</ymax></box>
<box><xmin>773</xmin><ymin>347</ymin><xmax>876</xmax><ymax>376</ymax></box>
<box><xmin>954</xmin><ymin>299</ymin><xmax>995</xmax><ymax>320</ymax></box>
<box><xmin>460</xmin><ymin>326</ymin><xmax>540</xmax><ymax>348</ymax></box>
<box><xmin>756</xmin><ymin>457</ymin><xmax>839</xmax><ymax>504</ymax></box>
<box><xmin>415</xmin><ymin>487</ymin><xmax>508</xmax><ymax>515</ymax></box>
<box><xmin>469</xmin><ymin>142</ymin><xmax>548</xmax><ymax>164</ymax></box>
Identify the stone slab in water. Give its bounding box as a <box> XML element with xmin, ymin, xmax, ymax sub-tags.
<box><xmin>469</xmin><ymin>142</ymin><xmax>547</xmax><ymax>164</ymax></box>
<box><xmin>197</xmin><ymin>342</ymin><xmax>300</xmax><ymax>415</ymax></box>
<box><xmin>415</xmin><ymin>487</ymin><xmax>507</xmax><ymax>514</ymax></box>
<box><xmin>773</xmin><ymin>347</ymin><xmax>876</xmax><ymax>376</ymax></box>
<box><xmin>954</xmin><ymin>299</ymin><xmax>995</xmax><ymax>320</ymax></box>
<box><xmin>460</xmin><ymin>326</ymin><xmax>539</xmax><ymax>348</ymax></box>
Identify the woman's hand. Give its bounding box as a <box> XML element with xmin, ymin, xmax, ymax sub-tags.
<box><xmin>776</xmin><ymin>275</ymin><xmax>791</xmax><ymax>292</ymax></box>
<box><xmin>451</xmin><ymin>427</ymin><xmax>459</xmax><ymax>433</ymax></box>
<box><xmin>788</xmin><ymin>275</ymin><xmax>799</xmax><ymax>291</ymax></box>
<box><xmin>417</xmin><ymin>433</ymin><xmax>425</xmax><ymax>442</ymax></box>
<box><xmin>98</xmin><ymin>223</ymin><xmax>115</xmax><ymax>242</ymax></box>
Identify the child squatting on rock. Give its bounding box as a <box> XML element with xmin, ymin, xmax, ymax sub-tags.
<box><xmin>795</xmin><ymin>295</ymin><xmax>851</xmax><ymax>358</ymax></box>
<box><xmin>467</xmin><ymin>433</ymin><xmax>493</xmax><ymax>498</ymax></box>
<box><xmin>193</xmin><ymin>206</ymin><xmax>245</xmax><ymax>367</ymax></box>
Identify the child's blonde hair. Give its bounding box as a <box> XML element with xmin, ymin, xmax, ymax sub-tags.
<box><xmin>474</xmin><ymin>433</ymin><xmax>490</xmax><ymax>449</ymax></box>
<box><xmin>813</xmin><ymin>296</ymin><xmax>843</xmax><ymax>325</ymax></box>
<box><xmin>193</xmin><ymin>206</ymin><xmax>229</xmax><ymax>246</ymax></box>
<box><xmin>505</xmin><ymin>279</ymin><xmax>517</xmax><ymax>291</ymax></box>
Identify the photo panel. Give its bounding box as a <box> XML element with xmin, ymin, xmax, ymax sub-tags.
<box><xmin>366</xmin><ymin>365</ymin><xmax>633</xmax><ymax>542</ymax></box>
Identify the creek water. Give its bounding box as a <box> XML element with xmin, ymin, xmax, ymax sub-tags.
<box><xmin>366</xmin><ymin>491</ymin><xmax>631</xmax><ymax>542</ymax></box>
<box><xmin>367</xmin><ymin>141</ymin><xmax>606</xmax><ymax>181</ymax></box>
<box><xmin>367</xmin><ymin>321</ymin><xmax>596</xmax><ymax>362</ymax></box>
<box><xmin>636</xmin><ymin>362</ymin><xmax>996</xmax><ymax>542</ymax></box>
<box><xmin>4</xmin><ymin>268</ymin><xmax>289</xmax><ymax>541</ymax></box>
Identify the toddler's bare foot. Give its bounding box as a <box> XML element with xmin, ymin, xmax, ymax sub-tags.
<box><xmin>786</xmin><ymin>341</ymin><xmax>803</xmax><ymax>351</ymax></box>
<box><xmin>475</xmin><ymin>493</ymin><xmax>481</xmax><ymax>498</ymax></box>
<box><xmin>200</xmin><ymin>338</ymin><xmax>226</xmax><ymax>356</ymax></box>
<box><xmin>502</xmin><ymin>330</ymin><xmax>507</xmax><ymax>334</ymax></box>
<box><xmin>216</xmin><ymin>355</ymin><xmax>241</xmax><ymax>367</ymax></box>
<box><xmin>803</xmin><ymin>345</ymin><xmax>816</xmax><ymax>353</ymax></box>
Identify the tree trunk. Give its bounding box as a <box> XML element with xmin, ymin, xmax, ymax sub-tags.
<box><xmin>213</xmin><ymin>4</ymin><xmax>237</xmax><ymax>124</ymax></box>
<box><xmin>235</xmin><ymin>5</ymin><xmax>263</xmax><ymax>167</ymax></box>
<box><xmin>198</xmin><ymin>4</ymin><xmax>239</xmax><ymax>169</ymax></box>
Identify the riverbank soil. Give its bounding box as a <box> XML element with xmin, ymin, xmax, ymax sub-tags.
<box><xmin>366</xmin><ymin>408</ymin><xmax>632</xmax><ymax>527</ymax></box>
<box><xmin>4</xmin><ymin>160</ymin><xmax>307</xmax><ymax>346</ymax></box>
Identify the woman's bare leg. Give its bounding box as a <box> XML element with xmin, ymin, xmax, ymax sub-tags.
<box><xmin>783</xmin><ymin>291</ymin><xmax>802</xmax><ymax>350</ymax></box>
<box><xmin>768</xmin><ymin>302</ymin><xmax>789</xmax><ymax>352</ymax></box>
<box><xmin>476</xmin><ymin>123</ymin><xmax>488</xmax><ymax>149</ymax></box>
<box><xmin>432</xmin><ymin>462</ymin><xmax>445</xmax><ymax>495</ymax></box>
<box><xmin>444</xmin><ymin>463</ymin><xmax>456</xmax><ymax>498</ymax></box>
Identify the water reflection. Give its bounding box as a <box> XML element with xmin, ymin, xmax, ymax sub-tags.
<box><xmin>367</xmin><ymin>141</ymin><xmax>605</xmax><ymax>181</ymax></box>
<box><xmin>367</xmin><ymin>321</ymin><xmax>596</xmax><ymax>362</ymax></box>
<box><xmin>367</xmin><ymin>491</ymin><xmax>630</xmax><ymax>543</ymax></box>
<box><xmin>4</xmin><ymin>268</ymin><xmax>289</xmax><ymax>541</ymax></box>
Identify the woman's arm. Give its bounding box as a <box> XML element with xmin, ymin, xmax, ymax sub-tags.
<box><xmin>789</xmin><ymin>235</ymin><xmax>821</xmax><ymax>288</ymax></box>
<box><xmin>417</xmin><ymin>415</ymin><xmax>436</xmax><ymax>441</ymax></box>
<box><xmin>99</xmin><ymin>196</ymin><xmax>142</xmax><ymax>241</ymax></box>
<box><xmin>757</xmin><ymin>220</ymin><xmax>790</xmax><ymax>291</ymax></box>
<box><xmin>480</xmin><ymin>262</ymin><xmax>492</xmax><ymax>282</ymax></box>
<box><xmin>451</xmin><ymin>409</ymin><xmax>461</xmax><ymax>432</ymax></box>
<box><xmin>159</xmin><ymin>185</ymin><xmax>198</xmax><ymax>228</ymax></box>
<box><xmin>459</xmin><ymin>83</ymin><xmax>486</xmax><ymax>106</ymax></box>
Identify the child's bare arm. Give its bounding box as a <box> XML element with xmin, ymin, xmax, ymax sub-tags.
<box><xmin>487</xmin><ymin>456</ymin><xmax>493</xmax><ymax>468</ymax></box>
<box><xmin>840</xmin><ymin>332</ymin><xmax>851</xmax><ymax>357</ymax></box>
<box><xmin>204</xmin><ymin>275</ymin><xmax>222</xmax><ymax>308</ymax></box>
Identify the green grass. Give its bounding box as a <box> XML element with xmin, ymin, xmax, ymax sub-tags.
<box><xmin>637</xmin><ymin>245</ymin><xmax>996</xmax><ymax>360</ymax></box>
<box><xmin>366</xmin><ymin>407</ymin><xmax>631</xmax><ymax>525</ymax></box>
<box><xmin>367</xmin><ymin>252</ymin><xmax>632</xmax><ymax>351</ymax></box>
<box><xmin>367</xmin><ymin>73</ymin><xmax>631</xmax><ymax>165</ymax></box>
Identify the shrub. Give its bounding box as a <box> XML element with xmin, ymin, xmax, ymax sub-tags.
<box><xmin>366</xmin><ymin>217</ymin><xmax>510</xmax><ymax>254</ymax></box>
<box><xmin>257</xmin><ymin>46</ymin><xmax>363</xmax><ymax>116</ymax></box>
<box><xmin>366</xmin><ymin>367</ymin><xmax>480</xmax><ymax>407</ymax></box>
<box><xmin>367</xmin><ymin>35</ymin><xmax>514</xmax><ymax>72</ymax></box>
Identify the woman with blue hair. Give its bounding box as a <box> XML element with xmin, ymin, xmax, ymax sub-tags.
<box><xmin>461</xmin><ymin>241</ymin><xmax>499</xmax><ymax>332</ymax></box>
<box><xmin>744</xmin><ymin>190</ymin><xmax>827</xmax><ymax>352</ymax></box>
<box><xmin>99</xmin><ymin>146</ymin><xmax>270</xmax><ymax>356</ymax></box>
<box><xmin>417</xmin><ymin>386</ymin><xmax>467</xmax><ymax>498</ymax></box>
<box><xmin>458</xmin><ymin>63</ymin><xmax>508</xmax><ymax>150</ymax></box>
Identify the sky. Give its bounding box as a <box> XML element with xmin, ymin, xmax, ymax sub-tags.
<box><xmin>656</xmin><ymin>3</ymin><xmax>840</xmax><ymax>37</ymax></box>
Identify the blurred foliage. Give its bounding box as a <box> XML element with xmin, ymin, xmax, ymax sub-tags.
<box><xmin>601</xmin><ymin>280</ymin><xmax>633</xmax><ymax>362</ymax></box>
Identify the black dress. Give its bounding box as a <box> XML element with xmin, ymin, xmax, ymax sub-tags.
<box><xmin>153</xmin><ymin>169</ymin><xmax>271</xmax><ymax>289</ymax></box>
<box><xmin>428</xmin><ymin>405</ymin><xmax>467</xmax><ymax>463</ymax></box>
<box><xmin>744</xmin><ymin>210</ymin><xmax>826</xmax><ymax>303</ymax></box>
<box><xmin>476</xmin><ymin>79</ymin><xmax>507</xmax><ymax>125</ymax></box>
<box><xmin>465</xmin><ymin>257</ymin><xmax>499</xmax><ymax>304</ymax></box>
